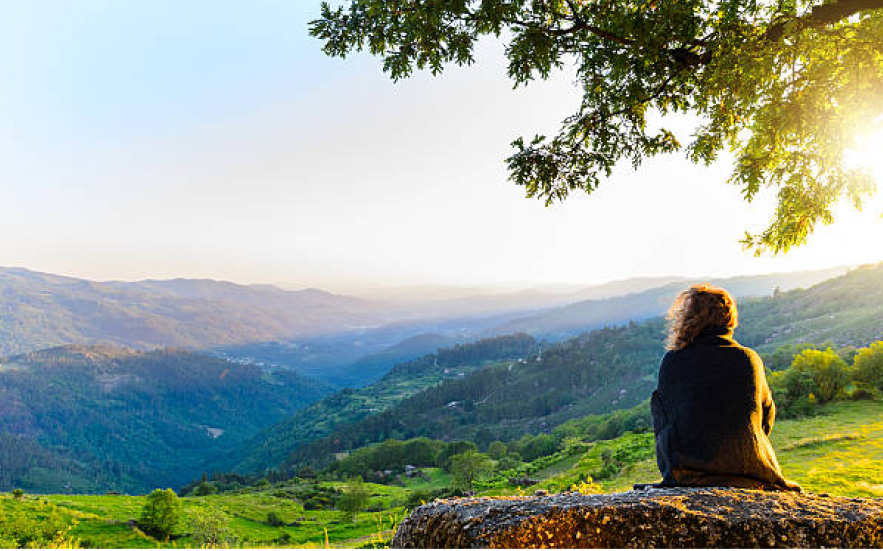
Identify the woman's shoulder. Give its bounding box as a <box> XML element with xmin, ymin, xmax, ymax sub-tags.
<box><xmin>727</xmin><ymin>336</ymin><xmax>762</xmax><ymax>359</ymax></box>
<box><xmin>723</xmin><ymin>339</ymin><xmax>765</xmax><ymax>372</ymax></box>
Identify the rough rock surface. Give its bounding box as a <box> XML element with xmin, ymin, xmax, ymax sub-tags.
<box><xmin>391</xmin><ymin>487</ymin><xmax>883</xmax><ymax>548</ymax></box>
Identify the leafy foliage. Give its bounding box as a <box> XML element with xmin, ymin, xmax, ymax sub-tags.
<box><xmin>0</xmin><ymin>498</ymin><xmax>79</xmax><ymax>549</ymax></box>
<box><xmin>334</xmin><ymin>438</ymin><xmax>446</xmax><ymax>479</ymax></box>
<box><xmin>448</xmin><ymin>450</ymin><xmax>494</xmax><ymax>492</ymax></box>
<box><xmin>189</xmin><ymin>507</ymin><xmax>237</xmax><ymax>548</ymax></box>
<box><xmin>138</xmin><ymin>489</ymin><xmax>180</xmax><ymax>541</ymax></box>
<box><xmin>312</xmin><ymin>0</ymin><xmax>883</xmax><ymax>253</ymax></box>
<box><xmin>339</xmin><ymin>477</ymin><xmax>371</xmax><ymax>522</ymax></box>
<box><xmin>853</xmin><ymin>341</ymin><xmax>883</xmax><ymax>391</ymax></box>
<box><xmin>789</xmin><ymin>348</ymin><xmax>850</xmax><ymax>403</ymax></box>
<box><xmin>768</xmin><ymin>342</ymin><xmax>883</xmax><ymax>416</ymax></box>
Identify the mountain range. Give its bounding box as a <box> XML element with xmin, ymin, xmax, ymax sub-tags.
<box><xmin>0</xmin><ymin>261</ymin><xmax>873</xmax><ymax>493</ymax></box>
<box><xmin>0</xmin><ymin>267</ymin><xmax>383</xmax><ymax>356</ymax></box>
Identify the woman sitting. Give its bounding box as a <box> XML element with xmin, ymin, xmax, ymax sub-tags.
<box><xmin>651</xmin><ymin>284</ymin><xmax>801</xmax><ymax>491</ymax></box>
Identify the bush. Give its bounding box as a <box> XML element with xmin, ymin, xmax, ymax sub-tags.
<box><xmin>853</xmin><ymin>342</ymin><xmax>883</xmax><ymax>391</ymax></box>
<box><xmin>780</xmin><ymin>348</ymin><xmax>850</xmax><ymax>404</ymax></box>
<box><xmin>11</xmin><ymin>489</ymin><xmax>24</xmax><ymax>501</ymax></box>
<box><xmin>266</xmin><ymin>511</ymin><xmax>285</xmax><ymax>527</ymax></box>
<box><xmin>496</xmin><ymin>454</ymin><xmax>522</xmax><ymax>471</ymax></box>
<box><xmin>487</xmin><ymin>441</ymin><xmax>507</xmax><ymax>460</ymax></box>
<box><xmin>190</xmin><ymin>507</ymin><xmax>236</xmax><ymax>548</ymax></box>
<box><xmin>404</xmin><ymin>487</ymin><xmax>454</xmax><ymax>508</ymax></box>
<box><xmin>303</xmin><ymin>498</ymin><xmax>324</xmax><ymax>510</ymax></box>
<box><xmin>849</xmin><ymin>386</ymin><xmax>877</xmax><ymax>401</ymax></box>
<box><xmin>338</xmin><ymin>476</ymin><xmax>370</xmax><ymax>522</ymax></box>
<box><xmin>139</xmin><ymin>489</ymin><xmax>180</xmax><ymax>541</ymax></box>
<box><xmin>192</xmin><ymin>482</ymin><xmax>217</xmax><ymax>496</ymax></box>
<box><xmin>449</xmin><ymin>450</ymin><xmax>493</xmax><ymax>492</ymax></box>
<box><xmin>438</xmin><ymin>441</ymin><xmax>478</xmax><ymax>470</ymax></box>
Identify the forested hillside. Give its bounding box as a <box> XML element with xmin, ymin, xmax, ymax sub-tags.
<box><xmin>279</xmin><ymin>322</ymin><xmax>662</xmax><ymax>470</ymax></box>
<box><xmin>216</xmin><ymin>332</ymin><xmax>462</xmax><ymax>388</ymax></box>
<box><xmin>0</xmin><ymin>346</ymin><xmax>329</xmax><ymax>493</ymax></box>
<box><xmin>267</xmin><ymin>263</ymin><xmax>883</xmax><ymax>472</ymax></box>
<box><xmin>221</xmin><ymin>334</ymin><xmax>538</xmax><ymax>474</ymax></box>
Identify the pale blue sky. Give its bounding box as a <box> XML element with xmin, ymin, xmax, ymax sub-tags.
<box><xmin>1</xmin><ymin>1</ymin><xmax>882</xmax><ymax>291</ymax></box>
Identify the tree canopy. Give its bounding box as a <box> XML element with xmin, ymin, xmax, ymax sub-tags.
<box><xmin>138</xmin><ymin>489</ymin><xmax>180</xmax><ymax>541</ymax></box>
<box><xmin>310</xmin><ymin>0</ymin><xmax>883</xmax><ymax>253</ymax></box>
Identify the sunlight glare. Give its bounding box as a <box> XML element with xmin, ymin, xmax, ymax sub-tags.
<box><xmin>845</xmin><ymin>120</ymin><xmax>883</xmax><ymax>181</ymax></box>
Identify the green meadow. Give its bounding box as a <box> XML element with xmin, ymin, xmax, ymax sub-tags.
<box><xmin>2</xmin><ymin>399</ymin><xmax>881</xmax><ymax>549</ymax></box>
<box><xmin>498</xmin><ymin>399</ymin><xmax>883</xmax><ymax>498</ymax></box>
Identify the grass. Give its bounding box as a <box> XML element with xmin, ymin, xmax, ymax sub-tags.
<box><xmin>478</xmin><ymin>399</ymin><xmax>883</xmax><ymax>499</ymax></box>
<box><xmin>4</xmin><ymin>399</ymin><xmax>883</xmax><ymax>548</ymax></box>
<box><xmin>772</xmin><ymin>400</ymin><xmax>883</xmax><ymax>497</ymax></box>
<box><xmin>549</xmin><ymin>399</ymin><xmax>883</xmax><ymax>497</ymax></box>
<box><xmin>1</xmin><ymin>481</ymin><xmax>409</xmax><ymax>549</ymax></box>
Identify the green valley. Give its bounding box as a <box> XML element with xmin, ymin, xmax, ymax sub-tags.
<box><xmin>0</xmin><ymin>347</ymin><xmax>329</xmax><ymax>494</ymax></box>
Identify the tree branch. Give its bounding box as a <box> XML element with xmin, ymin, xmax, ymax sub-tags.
<box><xmin>766</xmin><ymin>0</ymin><xmax>883</xmax><ymax>41</ymax></box>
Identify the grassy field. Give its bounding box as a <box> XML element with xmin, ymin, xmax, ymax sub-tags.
<box><xmin>0</xmin><ymin>483</ymin><xmax>411</xmax><ymax>549</ymax></box>
<box><xmin>3</xmin><ymin>399</ymin><xmax>882</xmax><ymax>548</ymax></box>
<box><xmin>500</xmin><ymin>399</ymin><xmax>883</xmax><ymax>497</ymax></box>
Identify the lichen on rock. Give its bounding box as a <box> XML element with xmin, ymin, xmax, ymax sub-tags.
<box><xmin>391</xmin><ymin>487</ymin><xmax>883</xmax><ymax>548</ymax></box>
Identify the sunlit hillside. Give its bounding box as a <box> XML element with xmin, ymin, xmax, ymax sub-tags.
<box><xmin>2</xmin><ymin>400</ymin><xmax>881</xmax><ymax>549</ymax></box>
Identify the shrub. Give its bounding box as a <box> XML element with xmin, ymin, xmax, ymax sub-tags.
<box><xmin>849</xmin><ymin>386</ymin><xmax>878</xmax><ymax>401</ymax></box>
<box><xmin>266</xmin><ymin>511</ymin><xmax>285</xmax><ymax>527</ymax></box>
<box><xmin>338</xmin><ymin>476</ymin><xmax>370</xmax><ymax>522</ymax></box>
<box><xmin>449</xmin><ymin>450</ymin><xmax>493</xmax><ymax>492</ymax></box>
<box><xmin>783</xmin><ymin>348</ymin><xmax>850</xmax><ymax>404</ymax></box>
<box><xmin>853</xmin><ymin>342</ymin><xmax>883</xmax><ymax>391</ymax></box>
<box><xmin>303</xmin><ymin>498</ymin><xmax>323</xmax><ymax>510</ymax></box>
<box><xmin>138</xmin><ymin>489</ymin><xmax>180</xmax><ymax>541</ymax></box>
<box><xmin>190</xmin><ymin>507</ymin><xmax>236</xmax><ymax>548</ymax></box>
<box><xmin>496</xmin><ymin>454</ymin><xmax>522</xmax><ymax>471</ymax></box>
<box><xmin>192</xmin><ymin>482</ymin><xmax>218</xmax><ymax>496</ymax></box>
<box><xmin>487</xmin><ymin>441</ymin><xmax>508</xmax><ymax>460</ymax></box>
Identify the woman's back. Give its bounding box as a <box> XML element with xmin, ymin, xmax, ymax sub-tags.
<box><xmin>652</xmin><ymin>285</ymin><xmax>799</xmax><ymax>491</ymax></box>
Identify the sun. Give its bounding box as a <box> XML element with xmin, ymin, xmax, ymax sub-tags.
<box><xmin>845</xmin><ymin>124</ymin><xmax>883</xmax><ymax>181</ymax></box>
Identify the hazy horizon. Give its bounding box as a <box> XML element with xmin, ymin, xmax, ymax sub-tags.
<box><xmin>1</xmin><ymin>260</ymin><xmax>859</xmax><ymax>300</ymax></box>
<box><xmin>3</xmin><ymin>2</ymin><xmax>883</xmax><ymax>291</ymax></box>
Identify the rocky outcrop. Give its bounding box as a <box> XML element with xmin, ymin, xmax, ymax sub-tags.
<box><xmin>392</xmin><ymin>487</ymin><xmax>883</xmax><ymax>548</ymax></box>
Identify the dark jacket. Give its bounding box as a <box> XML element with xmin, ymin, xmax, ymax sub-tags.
<box><xmin>651</xmin><ymin>325</ymin><xmax>800</xmax><ymax>491</ymax></box>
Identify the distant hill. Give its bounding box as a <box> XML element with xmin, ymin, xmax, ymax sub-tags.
<box><xmin>213</xmin><ymin>309</ymin><xmax>538</xmax><ymax>387</ymax></box>
<box><xmin>219</xmin><ymin>334</ymin><xmax>539</xmax><ymax>474</ymax></box>
<box><xmin>263</xmin><ymin>263</ymin><xmax>883</xmax><ymax>472</ymax></box>
<box><xmin>212</xmin><ymin>267</ymin><xmax>848</xmax><ymax>387</ymax></box>
<box><xmin>491</xmin><ymin>266</ymin><xmax>848</xmax><ymax>338</ymax></box>
<box><xmin>0</xmin><ymin>346</ymin><xmax>330</xmax><ymax>493</ymax></box>
<box><xmin>0</xmin><ymin>267</ymin><xmax>383</xmax><ymax>356</ymax></box>
<box><xmin>0</xmin><ymin>265</ymin><xmax>850</xmax><ymax>387</ymax></box>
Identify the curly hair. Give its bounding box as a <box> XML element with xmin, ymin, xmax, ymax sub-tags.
<box><xmin>666</xmin><ymin>284</ymin><xmax>738</xmax><ymax>351</ymax></box>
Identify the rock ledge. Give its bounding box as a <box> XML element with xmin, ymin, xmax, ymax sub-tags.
<box><xmin>392</xmin><ymin>487</ymin><xmax>883</xmax><ymax>548</ymax></box>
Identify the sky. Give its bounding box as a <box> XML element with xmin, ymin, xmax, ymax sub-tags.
<box><xmin>2</xmin><ymin>1</ymin><xmax>883</xmax><ymax>293</ymax></box>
